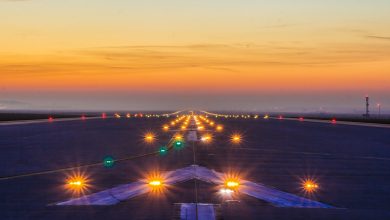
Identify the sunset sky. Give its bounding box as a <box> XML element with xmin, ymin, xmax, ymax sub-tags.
<box><xmin>1</xmin><ymin>0</ymin><xmax>389</xmax><ymax>112</ymax></box>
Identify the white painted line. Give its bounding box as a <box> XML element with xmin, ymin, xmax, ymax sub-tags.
<box><xmin>180</xmin><ymin>203</ymin><xmax>215</xmax><ymax>220</ymax></box>
<box><xmin>241</xmin><ymin>181</ymin><xmax>332</xmax><ymax>208</ymax></box>
<box><xmin>56</xmin><ymin>182</ymin><xmax>149</xmax><ymax>205</ymax></box>
<box><xmin>187</xmin><ymin>131</ymin><xmax>198</xmax><ymax>142</ymax></box>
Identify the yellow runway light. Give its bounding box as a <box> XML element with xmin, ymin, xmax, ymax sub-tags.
<box><xmin>144</xmin><ymin>132</ymin><xmax>156</xmax><ymax>143</ymax></box>
<box><xmin>231</xmin><ymin>134</ymin><xmax>242</xmax><ymax>144</ymax></box>
<box><xmin>201</xmin><ymin>134</ymin><xmax>212</xmax><ymax>143</ymax></box>
<box><xmin>216</xmin><ymin>125</ymin><xmax>223</xmax><ymax>132</ymax></box>
<box><xmin>149</xmin><ymin>180</ymin><xmax>162</xmax><ymax>186</ymax></box>
<box><xmin>302</xmin><ymin>179</ymin><xmax>319</xmax><ymax>193</ymax></box>
<box><xmin>226</xmin><ymin>181</ymin><xmax>239</xmax><ymax>188</ymax></box>
<box><xmin>65</xmin><ymin>173</ymin><xmax>90</xmax><ymax>195</ymax></box>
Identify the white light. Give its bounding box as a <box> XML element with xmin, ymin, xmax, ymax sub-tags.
<box><xmin>220</xmin><ymin>188</ymin><xmax>234</xmax><ymax>194</ymax></box>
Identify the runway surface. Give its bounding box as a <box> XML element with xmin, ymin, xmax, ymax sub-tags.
<box><xmin>1</xmin><ymin>115</ymin><xmax>390</xmax><ymax>219</ymax></box>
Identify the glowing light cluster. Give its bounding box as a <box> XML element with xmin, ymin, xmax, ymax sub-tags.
<box><xmin>201</xmin><ymin>134</ymin><xmax>213</xmax><ymax>143</ymax></box>
<box><xmin>58</xmin><ymin>111</ymin><xmax>330</xmax><ymax>205</ymax></box>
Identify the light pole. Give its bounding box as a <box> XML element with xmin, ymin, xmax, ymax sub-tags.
<box><xmin>377</xmin><ymin>103</ymin><xmax>381</xmax><ymax>116</ymax></box>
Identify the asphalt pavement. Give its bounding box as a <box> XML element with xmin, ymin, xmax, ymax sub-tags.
<box><xmin>1</xmin><ymin>116</ymin><xmax>390</xmax><ymax>219</ymax></box>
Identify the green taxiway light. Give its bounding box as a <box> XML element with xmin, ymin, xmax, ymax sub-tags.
<box><xmin>103</xmin><ymin>156</ymin><xmax>115</xmax><ymax>168</ymax></box>
<box><xmin>174</xmin><ymin>140</ymin><xmax>184</xmax><ymax>149</ymax></box>
<box><xmin>159</xmin><ymin>146</ymin><xmax>168</xmax><ymax>155</ymax></box>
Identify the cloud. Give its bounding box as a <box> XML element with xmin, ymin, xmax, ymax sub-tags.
<box><xmin>0</xmin><ymin>100</ymin><xmax>31</xmax><ymax>109</ymax></box>
<box><xmin>260</xmin><ymin>24</ymin><xmax>298</xmax><ymax>29</ymax></box>
<box><xmin>1</xmin><ymin>42</ymin><xmax>390</xmax><ymax>82</ymax></box>
<box><xmin>76</xmin><ymin>42</ymin><xmax>390</xmax><ymax>67</ymax></box>
<box><xmin>366</xmin><ymin>35</ymin><xmax>390</xmax><ymax>41</ymax></box>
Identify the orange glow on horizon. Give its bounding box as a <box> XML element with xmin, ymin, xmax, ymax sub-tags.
<box><xmin>2</xmin><ymin>51</ymin><xmax>390</xmax><ymax>93</ymax></box>
<box><xmin>2</xmin><ymin>1</ymin><xmax>390</xmax><ymax>111</ymax></box>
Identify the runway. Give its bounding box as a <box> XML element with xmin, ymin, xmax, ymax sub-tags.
<box><xmin>1</xmin><ymin>114</ymin><xmax>390</xmax><ymax>219</ymax></box>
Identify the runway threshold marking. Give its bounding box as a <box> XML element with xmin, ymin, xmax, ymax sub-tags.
<box><xmin>180</xmin><ymin>203</ymin><xmax>216</xmax><ymax>220</ymax></box>
<box><xmin>54</xmin><ymin>165</ymin><xmax>333</xmax><ymax>208</ymax></box>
